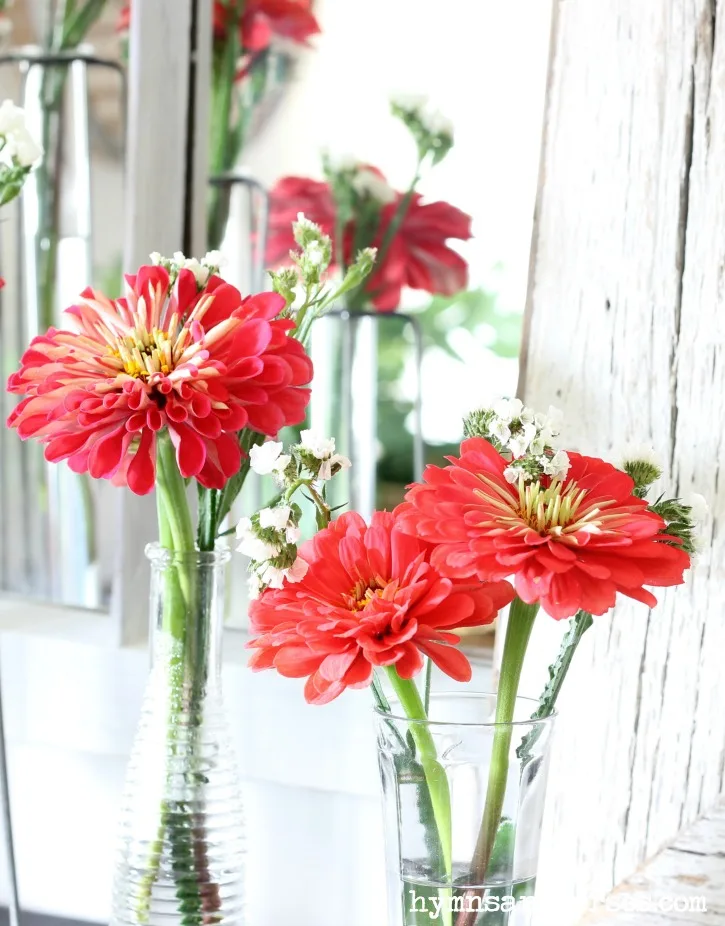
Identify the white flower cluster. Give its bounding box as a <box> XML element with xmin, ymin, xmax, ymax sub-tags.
<box><xmin>236</xmin><ymin>505</ymin><xmax>308</xmax><ymax>598</ymax></box>
<box><xmin>0</xmin><ymin>100</ymin><xmax>42</xmax><ymax>169</ymax></box>
<box><xmin>250</xmin><ymin>432</ymin><xmax>351</xmax><ymax>485</ymax></box>
<box><xmin>149</xmin><ymin>249</ymin><xmax>223</xmax><ymax>287</ymax></box>
<box><xmin>239</xmin><ymin>432</ymin><xmax>351</xmax><ymax>597</ymax></box>
<box><xmin>618</xmin><ymin>442</ymin><xmax>662</xmax><ymax>471</ymax></box>
<box><xmin>466</xmin><ymin>398</ymin><xmax>570</xmax><ymax>484</ymax></box>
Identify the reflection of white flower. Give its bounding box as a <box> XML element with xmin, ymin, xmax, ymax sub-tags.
<box><xmin>250</xmin><ymin>441</ymin><xmax>289</xmax><ymax>476</ymax></box>
<box><xmin>351</xmin><ymin>168</ymin><xmax>396</xmax><ymax>204</ymax></box>
<box><xmin>423</xmin><ymin>109</ymin><xmax>454</xmax><ymax>138</ymax></box>
<box><xmin>0</xmin><ymin>100</ymin><xmax>42</xmax><ymax>168</ymax></box>
<box><xmin>391</xmin><ymin>91</ymin><xmax>428</xmax><ymax>115</ymax></box>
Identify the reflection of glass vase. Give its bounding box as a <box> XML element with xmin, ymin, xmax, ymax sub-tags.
<box><xmin>0</xmin><ymin>48</ymin><xmax>124</xmax><ymax>605</ymax></box>
<box><xmin>376</xmin><ymin>694</ymin><xmax>555</xmax><ymax>926</ymax></box>
<box><xmin>309</xmin><ymin>309</ymin><xmax>424</xmax><ymax>520</ymax></box>
<box><xmin>111</xmin><ymin>545</ymin><xmax>246</xmax><ymax>925</ymax></box>
<box><xmin>207</xmin><ymin>46</ymin><xmax>299</xmax><ymax>251</ymax></box>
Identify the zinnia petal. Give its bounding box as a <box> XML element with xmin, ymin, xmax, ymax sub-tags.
<box><xmin>246</xmin><ymin>509</ymin><xmax>512</xmax><ymax>701</ymax></box>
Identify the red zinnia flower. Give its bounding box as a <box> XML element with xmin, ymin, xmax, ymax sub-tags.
<box><xmin>396</xmin><ymin>438</ymin><xmax>691</xmax><ymax>620</ymax></box>
<box><xmin>266</xmin><ymin>173</ymin><xmax>472</xmax><ymax>311</ymax></box>
<box><xmin>6</xmin><ymin>265</ymin><xmax>312</xmax><ymax>496</ymax></box>
<box><xmin>247</xmin><ymin>510</ymin><xmax>514</xmax><ymax>704</ymax></box>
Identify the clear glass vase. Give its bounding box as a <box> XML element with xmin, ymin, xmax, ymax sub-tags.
<box><xmin>376</xmin><ymin>693</ymin><xmax>555</xmax><ymax>926</ymax></box>
<box><xmin>111</xmin><ymin>545</ymin><xmax>246</xmax><ymax>925</ymax></box>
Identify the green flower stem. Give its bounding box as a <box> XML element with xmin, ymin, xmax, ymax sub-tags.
<box><xmin>452</xmin><ymin>598</ymin><xmax>538</xmax><ymax>926</ymax></box>
<box><xmin>371</xmin><ymin>156</ymin><xmax>423</xmax><ymax>272</ymax></box>
<box><xmin>385</xmin><ymin>667</ymin><xmax>452</xmax><ymax>876</ymax></box>
<box><xmin>152</xmin><ymin>435</ymin><xmax>206</xmax><ymax>922</ymax></box>
<box><xmin>469</xmin><ymin>599</ymin><xmax>539</xmax><ymax>880</ymax></box>
<box><xmin>207</xmin><ymin>6</ymin><xmax>242</xmax><ymax>250</ymax></box>
<box><xmin>471</xmin><ymin>597</ymin><xmax>539</xmax><ymax>884</ymax></box>
<box><xmin>156</xmin><ymin>434</ymin><xmax>195</xmax><ymax>639</ymax></box>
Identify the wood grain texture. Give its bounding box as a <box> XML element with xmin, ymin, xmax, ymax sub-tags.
<box><xmin>578</xmin><ymin>804</ymin><xmax>725</xmax><ymax>925</ymax></box>
<box><xmin>520</xmin><ymin>0</ymin><xmax>725</xmax><ymax>922</ymax></box>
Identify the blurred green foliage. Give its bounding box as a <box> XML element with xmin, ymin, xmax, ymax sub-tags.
<box><xmin>377</xmin><ymin>287</ymin><xmax>522</xmax><ymax>507</ymax></box>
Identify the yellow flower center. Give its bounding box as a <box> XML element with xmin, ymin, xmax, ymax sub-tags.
<box><xmin>475</xmin><ymin>473</ymin><xmax>619</xmax><ymax>538</ymax></box>
<box><xmin>345</xmin><ymin>577</ymin><xmax>388</xmax><ymax>612</ymax></box>
<box><xmin>111</xmin><ymin>326</ymin><xmax>177</xmax><ymax>379</ymax></box>
<box><xmin>517</xmin><ymin>479</ymin><xmax>589</xmax><ymax>532</ymax></box>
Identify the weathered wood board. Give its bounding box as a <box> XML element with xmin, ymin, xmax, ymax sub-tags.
<box><xmin>519</xmin><ymin>1</ymin><xmax>725</xmax><ymax>922</ymax></box>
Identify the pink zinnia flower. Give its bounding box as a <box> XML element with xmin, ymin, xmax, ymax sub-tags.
<box><xmin>247</xmin><ymin>510</ymin><xmax>515</xmax><ymax>704</ymax></box>
<box><xmin>6</xmin><ymin>265</ymin><xmax>312</xmax><ymax>495</ymax></box>
<box><xmin>396</xmin><ymin>438</ymin><xmax>691</xmax><ymax>620</ymax></box>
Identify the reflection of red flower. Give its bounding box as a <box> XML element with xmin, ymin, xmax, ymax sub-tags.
<box><xmin>370</xmin><ymin>194</ymin><xmax>471</xmax><ymax>310</ymax></box>
<box><xmin>119</xmin><ymin>1</ymin><xmax>320</xmax><ymax>52</ymax></box>
<box><xmin>116</xmin><ymin>5</ymin><xmax>130</xmax><ymax>32</ymax></box>
<box><xmin>266</xmin><ymin>173</ymin><xmax>472</xmax><ymax>312</ymax></box>
<box><xmin>267</xmin><ymin>176</ymin><xmax>336</xmax><ymax>269</ymax></box>
<box><xmin>7</xmin><ymin>267</ymin><xmax>312</xmax><ymax>495</ymax></box>
<box><xmin>247</xmin><ymin>510</ymin><xmax>514</xmax><ymax>704</ymax></box>
<box><xmin>214</xmin><ymin>0</ymin><xmax>320</xmax><ymax>51</ymax></box>
<box><xmin>396</xmin><ymin>438</ymin><xmax>691</xmax><ymax>620</ymax></box>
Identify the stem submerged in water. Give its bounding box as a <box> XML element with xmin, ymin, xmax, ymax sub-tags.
<box><xmin>385</xmin><ymin>668</ymin><xmax>452</xmax><ymax>875</ymax></box>
<box><xmin>454</xmin><ymin>597</ymin><xmax>538</xmax><ymax>926</ymax></box>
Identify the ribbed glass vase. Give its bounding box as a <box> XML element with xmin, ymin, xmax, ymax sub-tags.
<box><xmin>376</xmin><ymin>693</ymin><xmax>555</xmax><ymax>926</ymax></box>
<box><xmin>111</xmin><ymin>545</ymin><xmax>245</xmax><ymax>925</ymax></box>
